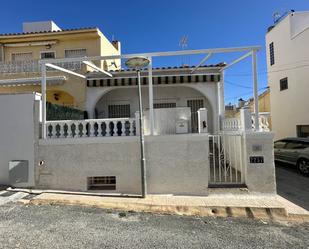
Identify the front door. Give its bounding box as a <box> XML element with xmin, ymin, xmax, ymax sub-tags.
<box><xmin>187</xmin><ymin>99</ymin><xmax>204</xmax><ymax>133</ymax></box>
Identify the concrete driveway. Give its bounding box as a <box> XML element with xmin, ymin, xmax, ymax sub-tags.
<box><xmin>0</xmin><ymin>203</ymin><xmax>308</xmax><ymax>249</ymax></box>
<box><xmin>276</xmin><ymin>162</ymin><xmax>309</xmax><ymax>210</ymax></box>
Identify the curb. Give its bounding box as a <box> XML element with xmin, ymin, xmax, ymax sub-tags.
<box><xmin>26</xmin><ymin>197</ymin><xmax>306</xmax><ymax>222</ymax></box>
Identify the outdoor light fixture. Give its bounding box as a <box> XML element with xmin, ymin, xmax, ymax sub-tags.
<box><xmin>125</xmin><ymin>56</ymin><xmax>150</xmax><ymax>198</ymax></box>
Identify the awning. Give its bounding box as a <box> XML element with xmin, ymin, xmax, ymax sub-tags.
<box><xmin>0</xmin><ymin>76</ymin><xmax>66</xmax><ymax>87</ymax></box>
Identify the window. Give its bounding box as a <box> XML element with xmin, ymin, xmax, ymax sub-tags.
<box><xmin>274</xmin><ymin>140</ymin><xmax>287</xmax><ymax>149</ymax></box>
<box><xmin>11</xmin><ymin>52</ymin><xmax>33</xmax><ymax>61</ymax></box>
<box><xmin>153</xmin><ymin>103</ymin><xmax>176</xmax><ymax>109</ymax></box>
<box><xmin>269</xmin><ymin>42</ymin><xmax>275</xmax><ymax>66</ymax></box>
<box><xmin>87</xmin><ymin>176</ymin><xmax>116</xmax><ymax>190</ymax></box>
<box><xmin>280</xmin><ymin>77</ymin><xmax>288</xmax><ymax>91</ymax></box>
<box><xmin>108</xmin><ymin>104</ymin><xmax>130</xmax><ymax>118</ymax></box>
<box><xmin>65</xmin><ymin>49</ymin><xmax>87</xmax><ymax>58</ymax></box>
<box><xmin>40</xmin><ymin>51</ymin><xmax>55</xmax><ymax>59</ymax></box>
<box><xmin>297</xmin><ymin>125</ymin><xmax>309</xmax><ymax>138</ymax></box>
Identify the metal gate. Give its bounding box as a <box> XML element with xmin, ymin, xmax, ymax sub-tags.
<box><xmin>209</xmin><ymin>134</ymin><xmax>244</xmax><ymax>186</ymax></box>
<box><xmin>187</xmin><ymin>99</ymin><xmax>204</xmax><ymax>133</ymax></box>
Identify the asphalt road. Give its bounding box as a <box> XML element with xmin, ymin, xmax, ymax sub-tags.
<box><xmin>275</xmin><ymin>162</ymin><xmax>309</xmax><ymax>210</ymax></box>
<box><xmin>0</xmin><ymin>203</ymin><xmax>308</xmax><ymax>249</ymax></box>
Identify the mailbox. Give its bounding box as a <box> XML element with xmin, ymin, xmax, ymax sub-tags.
<box><xmin>176</xmin><ymin>119</ymin><xmax>188</xmax><ymax>134</ymax></box>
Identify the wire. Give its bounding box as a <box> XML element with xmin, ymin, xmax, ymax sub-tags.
<box><xmin>224</xmin><ymin>79</ymin><xmax>252</xmax><ymax>89</ymax></box>
<box><xmin>226</xmin><ymin>60</ymin><xmax>309</xmax><ymax>77</ymax></box>
<box><xmin>225</xmin><ymin>86</ymin><xmax>268</xmax><ymax>103</ymax></box>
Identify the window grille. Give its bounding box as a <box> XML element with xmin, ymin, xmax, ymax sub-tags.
<box><xmin>153</xmin><ymin>103</ymin><xmax>176</xmax><ymax>109</ymax></box>
<box><xmin>11</xmin><ymin>52</ymin><xmax>33</xmax><ymax>61</ymax></box>
<box><xmin>41</xmin><ymin>51</ymin><xmax>55</xmax><ymax>59</ymax></box>
<box><xmin>108</xmin><ymin>104</ymin><xmax>130</xmax><ymax>118</ymax></box>
<box><xmin>87</xmin><ymin>176</ymin><xmax>116</xmax><ymax>190</ymax></box>
<box><xmin>65</xmin><ymin>49</ymin><xmax>87</xmax><ymax>58</ymax></box>
<box><xmin>280</xmin><ymin>77</ymin><xmax>288</xmax><ymax>91</ymax></box>
<box><xmin>269</xmin><ymin>42</ymin><xmax>275</xmax><ymax>66</ymax></box>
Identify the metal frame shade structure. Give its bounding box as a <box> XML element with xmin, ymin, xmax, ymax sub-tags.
<box><xmin>39</xmin><ymin>45</ymin><xmax>262</xmax><ymax>139</ymax></box>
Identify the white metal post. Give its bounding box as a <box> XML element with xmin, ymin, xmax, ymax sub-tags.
<box><xmin>41</xmin><ymin>63</ymin><xmax>47</xmax><ymax>139</ymax></box>
<box><xmin>218</xmin><ymin>71</ymin><xmax>225</xmax><ymax>131</ymax></box>
<box><xmin>252</xmin><ymin>50</ymin><xmax>259</xmax><ymax>131</ymax></box>
<box><xmin>147</xmin><ymin>57</ymin><xmax>154</xmax><ymax>135</ymax></box>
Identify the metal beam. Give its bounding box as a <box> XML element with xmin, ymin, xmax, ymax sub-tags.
<box><xmin>45</xmin><ymin>63</ymin><xmax>86</xmax><ymax>79</ymax></box>
<box><xmin>82</xmin><ymin>61</ymin><xmax>113</xmax><ymax>77</ymax></box>
<box><xmin>40</xmin><ymin>46</ymin><xmax>261</xmax><ymax>64</ymax></box>
<box><xmin>220</xmin><ymin>51</ymin><xmax>252</xmax><ymax>71</ymax></box>
<box><xmin>191</xmin><ymin>53</ymin><xmax>212</xmax><ymax>73</ymax></box>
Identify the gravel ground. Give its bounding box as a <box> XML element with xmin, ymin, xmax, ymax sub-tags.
<box><xmin>0</xmin><ymin>203</ymin><xmax>308</xmax><ymax>249</ymax></box>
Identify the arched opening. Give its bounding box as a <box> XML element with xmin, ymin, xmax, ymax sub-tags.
<box><xmin>94</xmin><ymin>85</ymin><xmax>216</xmax><ymax>133</ymax></box>
<box><xmin>47</xmin><ymin>90</ymin><xmax>75</xmax><ymax>107</ymax></box>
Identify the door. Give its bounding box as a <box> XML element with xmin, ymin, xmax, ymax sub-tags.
<box><xmin>187</xmin><ymin>99</ymin><xmax>204</xmax><ymax>133</ymax></box>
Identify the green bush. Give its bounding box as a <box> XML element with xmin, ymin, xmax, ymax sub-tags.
<box><xmin>46</xmin><ymin>102</ymin><xmax>85</xmax><ymax>120</ymax></box>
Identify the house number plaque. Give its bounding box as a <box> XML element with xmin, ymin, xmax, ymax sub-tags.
<box><xmin>249</xmin><ymin>156</ymin><xmax>264</xmax><ymax>164</ymax></box>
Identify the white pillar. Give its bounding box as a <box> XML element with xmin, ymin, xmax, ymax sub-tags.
<box><xmin>148</xmin><ymin>57</ymin><xmax>154</xmax><ymax>135</ymax></box>
<box><xmin>197</xmin><ymin>108</ymin><xmax>208</xmax><ymax>133</ymax></box>
<box><xmin>252</xmin><ymin>50</ymin><xmax>259</xmax><ymax>131</ymax></box>
<box><xmin>218</xmin><ymin>71</ymin><xmax>225</xmax><ymax>131</ymax></box>
<box><xmin>41</xmin><ymin>63</ymin><xmax>47</xmax><ymax>139</ymax></box>
<box><xmin>240</xmin><ymin>106</ymin><xmax>252</xmax><ymax>131</ymax></box>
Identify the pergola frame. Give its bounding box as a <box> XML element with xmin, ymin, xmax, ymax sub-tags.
<box><xmin>40</xmin><ymin>45</ymin><xmax>261</xmax><ymax>139</ymax></box>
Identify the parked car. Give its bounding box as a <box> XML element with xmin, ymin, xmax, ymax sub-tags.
<box><xmin>274</xmin><ymin>137</ymin><xmax>309</xmax><ymax>175</ymax></box>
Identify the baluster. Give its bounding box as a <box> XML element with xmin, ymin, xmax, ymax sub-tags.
<box><xmin>51</xmin><ymin>123</ymin><xmax>57</xmax><ymax>138</ymax></box>
<box><xmin>130</xmin><ymin>120</ymin><xmax>135</xmax><ymax>136</ymax></box>
<box><xmin>106</xmin><ymin>121</ymin><xmax>111</xmax><ymax>137</ymax></box>
<box><xmin>121</xmin><ymin>120</ymin><xmax>126</xmax><ymax>136</ymax></box>
<box><xmin>67</xmin><ymin>122</ymin><xmax>73</xmax><ymax>138</ymax></box>
<box><xmin>89</xmin><ymin>121</ymin><xmax>95</xmax><ymax>137</ymax></box>
<box><xmin>97</xmin><ymin>121</ymin><xmax>102</xmax><ymax>137</ymax></box>
<box><xmin>82</xmin><ymin>122</ymin><xmax>87</xmax><ymax>137</ymax></box>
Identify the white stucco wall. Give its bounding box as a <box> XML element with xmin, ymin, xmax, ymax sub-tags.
<box><xmin>243</xmin><ymin>132</ymin><xmax>276</xmax><ymax>194</ymax></box>
<box><xmin>266</xmin><ymin>12</ymin><xmax>309</xmax><ymax>139</ymax></box>
<box><xmin>0</xmin><ymin>93</ymin><xmax>40</xmax><ymax>186</ymax></box>
<box><xmin>37</xmin><ymin>134</ymin><xmax>209</xmax><ymax>196</ymax></box>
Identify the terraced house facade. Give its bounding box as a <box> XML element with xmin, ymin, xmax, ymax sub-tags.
<box><xmin>0</xmin><ymin>21</ymin><xmax>121</xmax><ymax>109</ymax></box>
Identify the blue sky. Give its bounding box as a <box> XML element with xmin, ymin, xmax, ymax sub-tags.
<box><xmin>0</xmin><ymin>0</ymin><xmax>308</xmax><ymax>103</ymax></box>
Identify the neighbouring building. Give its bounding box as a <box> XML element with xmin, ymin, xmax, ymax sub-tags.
<box><xmin>266</xmin><ymin>10</ymin><xmax>309</xmax><ymax>139</ymax></box>
<box><xmin>225</xmin><ymin>88</ymin><xmax>271</xmax><ymax>130</ymax></box>
<box><xmin>0</xmin><ymin>21</ymin><xmax>121</xmax><ymax>109</ymax></box>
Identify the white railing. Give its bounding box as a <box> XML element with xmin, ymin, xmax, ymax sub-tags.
<box><xmin>222</xmin><ymin>118</ymin><xmax>241</xmax><ymax>131</ymax></box>
<box><xmin>0</xmin><ymin>60</ymin><xmax>83</xmax><ymax>74</ymax></box>
<box><xmin>46</xmin><ymin>118</ymin><xmax>137</xmax><ymax>139</ymax></box>
<box><xmin>251</xmin><ymin>112</ymin><xmax>270</xmax><ymax>132</ymax></box>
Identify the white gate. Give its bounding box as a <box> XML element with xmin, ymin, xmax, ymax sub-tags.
<box><xmin>209</xmin><ymin>133</ymin><xmax>245</xmax><ymax>186</ymax></box>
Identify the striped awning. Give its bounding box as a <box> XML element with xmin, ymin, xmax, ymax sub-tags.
<box><xmin>0</xmin><ymin>76</ymin><xmax>66</xmax><ymax>87</ymax></box>
<box><xmin>87</xmin><ymin>74</ymin><xmax>221</xmax><ymax>87</ymax></box>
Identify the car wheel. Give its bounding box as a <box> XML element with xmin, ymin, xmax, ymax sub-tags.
<box><xmin>297</xmin><ymin>159</ymin><xmax>309</xmax><ymax>176</ymax></box>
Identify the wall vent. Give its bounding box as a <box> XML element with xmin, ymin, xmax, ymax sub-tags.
<box><xmin>87</xmin><ymin>176</ymin><xmax>116</xmax><ymax>190</ymax></box>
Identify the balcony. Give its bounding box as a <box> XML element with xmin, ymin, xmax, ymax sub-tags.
<box><xmin>0</xmin><ymin>60</ymin><xmax>84</xmax><ymax>74</ymax></box>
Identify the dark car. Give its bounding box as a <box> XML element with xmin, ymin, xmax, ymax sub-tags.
<box><xmin>274</xmin><ymin>137</ymin><xmax>309</xmax><ymax>176</ymax></box>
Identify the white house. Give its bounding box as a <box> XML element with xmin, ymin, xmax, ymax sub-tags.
<box><xmin>0</xmin><ymin>46</ymin><xmax>276</xmax><ymax>196</ymax></box>
<box><xmin>266</xmin><ymin>10</ymin><xmax>309</xmax><ymax>139</ymax></box>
